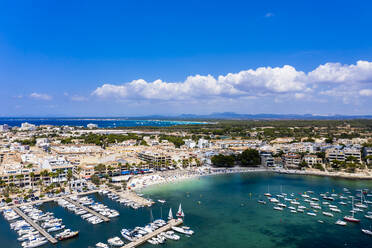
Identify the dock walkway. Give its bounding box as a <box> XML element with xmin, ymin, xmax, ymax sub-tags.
<box><xmin>121</xmin><ymin>218</ymin><xmax>183</xmax><ymax>248</ymax></box>
<box><xmin>62</xmin><ymin>197</ymin><xmax>110</xmax><ymax>222</ymax></box>
<box><xmin>13</xmin><ymin>207</ymin><xmax>58</xmax><ymax>244</ymax></box>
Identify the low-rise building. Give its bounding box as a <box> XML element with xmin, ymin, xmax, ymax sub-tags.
<box><xmin>303</xmin><ymin>154</ymin><xmax>323</xmax><ymax>167</ymax></box>
<box><xmin>283</xmin><ymin>153</ymin><xmax>301</xmax><ymax>168</ymax></box>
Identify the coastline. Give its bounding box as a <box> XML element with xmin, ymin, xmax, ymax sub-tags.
<box><xmin>274</xmin><ymin>168</ymin><xmax>372</xmax><ymax>180</ymax></box>
<box><xmin>128</xmin><ymin>167</ymin><xmax>372</xmax><ymax>195</ymax></box>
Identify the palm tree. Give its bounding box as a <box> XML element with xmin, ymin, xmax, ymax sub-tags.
<box><xmin>75</xmin><ymin>167</ymin><xmax>82</xmax><ymax>179</ymax></box>
<box><xmin>107</xmin><ymin>165</ymin><xmax>114</xmax><ymax>176</ymax></box>
<box><xmin>182</xmin><ymin>159</ymin><xmax>187</xmax><ymax>168</ymax></box>
<box><xmin>30</xmin><ymin>172</ymin><xmax>35</xmax><ymax>190</ymax></box>
<box><xmin>67</xmin><ymin>169</ymin><xmax>73</xmax><ymax>191</ymax></box>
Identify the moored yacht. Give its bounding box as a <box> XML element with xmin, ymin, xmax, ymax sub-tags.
<box><xmin>108</xmin><ymin>237</ymin><xmax>124</xmax><ymax>246</ymax></box>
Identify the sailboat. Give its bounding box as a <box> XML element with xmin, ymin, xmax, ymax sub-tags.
<box><xmin>355</xmin><ymin>190</ymin><xmax>368</xmax><ymax>209</ymax></box>
<box><xmin>344</xmin><ymin>196</ymin><xmax>360</xmax><ymax>223</ymax></box>
<box><xmin>176</xmin><ymin>204</ymin><xmax>185</xmax><ymax>218</ymax></box>
<box><xmin>168</xmin><ymin>208</ymin><xmax>173</xmax><ymax>220</ymax></box>
<box><xmin>264</xmin><ymin>185</ymin><xmax>271</xmax><ymax>197</ymax></box>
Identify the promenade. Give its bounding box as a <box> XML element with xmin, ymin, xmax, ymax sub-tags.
<box><xmin>121</xmin><ymin>218</ymin><xmax>183</xmax><ymax>248</ymax></box>
<box><xmin>62</xmin><ymin>197</ymin><xmax>110</xmax><ymax>222</ymax></box>
<box><xmin>13</xmin><ymin>207</ymin><xmax>58</xmax><ymax>244</ymax></box>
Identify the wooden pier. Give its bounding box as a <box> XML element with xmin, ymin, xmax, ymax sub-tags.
<box><xmin>121</xmin><ymin>218</ymin><xmax>183</xmax><ymax>248</ymax></box>
<box><xmin>62</xmin><ymin>197</ymin><xmax>110</xmax><ymax>222</ymax></box>
<box><xmin>13</xmin><ymin>207</ymin><xmax>58</xmax><ymax>244</ymax></box>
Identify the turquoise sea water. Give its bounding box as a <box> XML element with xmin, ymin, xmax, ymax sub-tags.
<box><xmin>1</xmin><ymin>172</ymin><xmax>372</xmax><ymax>248</ymax></box>
<box><xmin>0</xmin><ymin>118</ymin><xmax>206</xmax><ymax>128</ymax></box>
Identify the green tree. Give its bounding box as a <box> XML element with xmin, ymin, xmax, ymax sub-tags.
<box><xmin>91</xmin><ymin>175</ymin><xmax>100</xmax><ymax>185</ymax></box>
<box><xmin>239</xmin><ymin>149</ymin><xmax>261</xmax><ymax>167</ymax></box>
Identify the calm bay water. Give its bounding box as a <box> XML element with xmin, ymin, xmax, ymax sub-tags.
<box><xmin>1</xmin><ymin>172</ymin><xmax>372</xmax><ymax>248</ymax></box>
<box><xmin>0</xmin><ymin>118</ymin><xmax>206</xmax><ymax>128</ymax></box>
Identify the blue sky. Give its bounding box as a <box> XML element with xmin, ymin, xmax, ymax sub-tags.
<box><xmin>1</xmin><ymin>0</ymin><xmax>372</xmax><ymax>116</ymax></box>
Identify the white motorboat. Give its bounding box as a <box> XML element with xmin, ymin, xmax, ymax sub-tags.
<box><xmin>47</xmin><ymin>225</ymin><xmax>65</xmax><ymax>232</ymax></box>
<box><xmin>273</xmin><ymin>206</ymin><xmax>283</xmax><ymax>211</ymax></box>
<box><xmin>277</xmin><ymin>203</ymin><xmax>286</xmax><ymax>208</ymax></box>
<box><xmin>108</xmin><ymin>237</ymin><xmax>124</xmax><ymax>246</ymax></box>
<box><xmin>171</xmin><ymin>226</ymin><xmax>194</xmax><ymax>235</ymax></box>
<box><xmin>361</xmin><ymin>227</ymin><xmax>372</xmax><ymax>236</ymax></box>
<box><xmin>162</xmin><ymin>231</ymin><xmax>180</xmax><ymax>240</ymax></box>
<box><xmin>147</xmin><ymin>238</ymin><xmax>158</xmax><ymax>245</ymax></box>
<box><xmin>330</xmin><ymin>208</ymin><xmax>341</xmax><ymax>213</ymax></box>
<box><xmin>365</xmin><ymin>215</ymin><xmax>372</xmax><ymax>220</ymax></box>
<box><xmin>270</xmin><ymin>198</ymin><xmax>279</xmax><ymax>203</ymax></box>
<box><xmin>307</xmin><ymin>212</ymin><xmax>317</xmax><ymax>216</ymax></box>
<box><xmin>96</xmin><ymin>242</ymin><xmax>109</xmax><ymax>248</ymax></box>
<box><xmin>335</xmin><ymin>220</ymin><xmax>347</xmax><ymax>226</ymax></box>
<box><xmin>322</xmin><ymin>212</ymin><xmax>334</xmax><ymax>217</ymax></box>
<box><xmin>121</xmin><ymin>229</ymin><xmax>134</xmax><ymax>242</ymax></box>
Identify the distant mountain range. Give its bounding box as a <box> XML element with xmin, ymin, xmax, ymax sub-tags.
<box><xmin>133</xmin><ymin>112</ymin><xmax>372</xmax><ymax>120</ymax></box>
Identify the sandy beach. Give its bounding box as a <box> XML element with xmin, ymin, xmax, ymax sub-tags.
<box><xmin>127</xmin><ymin>167</ymin><xmax>372</xmax><ymax>194</ymax></box>
<box><xmin>127</xmin><ymin>167</ymin><xmax>269</xmax><ymax>191</ymax></box>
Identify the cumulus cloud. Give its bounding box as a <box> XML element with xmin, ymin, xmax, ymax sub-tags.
<box><xmin>308</xmin><ymin>60</ymin><xmax>372</xmax><ymax>84</ymax></box>
<box><xmin>92</xmin><ymin>60</ymin><xmax>372</xmax><ymax>104</ymax></box>
<box><xmin>30</xmin><ymin>92</ymin><xmax>52</xmax><ymax>100</ymax></box>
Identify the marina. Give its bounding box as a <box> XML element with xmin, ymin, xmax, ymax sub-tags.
<box><xmin>1</xmin><ymin>173</ymin><xmax>372</xmax><ymax>248</ymax></box>
<box><xmin>62</xmin><ymin>196</ymin><xmax>110</xmax><ymax>222</ymax></box>
<box><xmin>121</xmin><ymin>218</ymin><xmax>183</xmax><ymax>248</ymax></box>
<box><xmin>12</xmin><ymin>207</ymin><xmax>58</xmax><ymax>245</ymax></box>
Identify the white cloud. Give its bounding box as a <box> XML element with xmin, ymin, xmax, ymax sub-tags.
<box><xmin>308</xmin><ymin>60</ymin><xmax>372</xmax><ymax>84</ymax></box>
<box><xmin>360</xmin><ymin>89</ymin><xmax>372</xmax><ymax>96</ymax></box>
<box><xmin>30</xmin><ymin>92</ymin><xmax>52</xmax><ymax>100</ymax></box>
<box><xmin>92</xmin><ymin>60</ymin><xmax>372</xmax><ymax>104</ymax></box>
<box><xmin>93</xmin><ymin>65</ymin><xmax>307</xmax><ymax>100</ymax></box>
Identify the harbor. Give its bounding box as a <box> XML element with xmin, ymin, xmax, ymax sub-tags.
<box><xmin>12</xmin><ymin>207</ymin><xmax>58</xmax><ymax>245</ymax></box>
<box><xmin>1</xmin><ymin>173</ymin><xmax>372</xmax><ymax>248</ymax></box>
<box><xmin>122</xmin><ymin>218</ymin><xmax>183</xmax><ymax>248</ymax></box>
<box><xmin>62</xmin><ymin>196</ymin><xmax>110</xmax><ymax>222</ymax></box>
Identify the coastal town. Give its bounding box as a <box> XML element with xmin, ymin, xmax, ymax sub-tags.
<box><xmin>1</xmin><ymin>120</ymin><xmax>372</xmax><ymax>247</ymax></box>
<box><xmin>0</xmin><ymin>120</ymin><xmax>372</xmax><ymax>205</ymax></box>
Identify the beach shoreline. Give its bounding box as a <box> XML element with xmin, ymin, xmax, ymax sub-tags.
<box><xmin>274</xmin><ymin>168</ymin><xmax>372</xmax><ymax>180</ymax></box>
<box><xmin>128</xmin><ymin>167</ymin><xmax>372</xmax><ymax>194</ymax></box>
<box><xmin>128</xmin><ymin>167</ymin><xmax>268</xmax><ymax>192</ymax></box>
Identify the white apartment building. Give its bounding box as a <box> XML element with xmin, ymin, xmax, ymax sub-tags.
<box><xmin>303</xmin><ymin>154</ymin><xmax>322</xmax><ymax>166</ymax></box>
<box><xmin>20</xmin><ymin>122</ymin><xmax>36</xmax><ymax>131</ymax></box>
<box><xmin>0</xmin><ymin>124</ymin><xmax>10</xmax><ymax>132</ymax></box>
<box><xmin>326</xmin><ymin>148</ymin><xmax>361</xmax><ymax>163</ymax></box>
<box><xmin>184</xmin><ymin>139</ymin><xmax>196</xmax><ymax>149</ymax></box>
<box><xmin>198</xmin><ymin>138</ymin><xmax>210</xmax><ymax>148</ymax></box>
<box><xmin>344</xmin><ymin>148</ymin><xmax>361</xmax><ymax>163</ymax></box>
